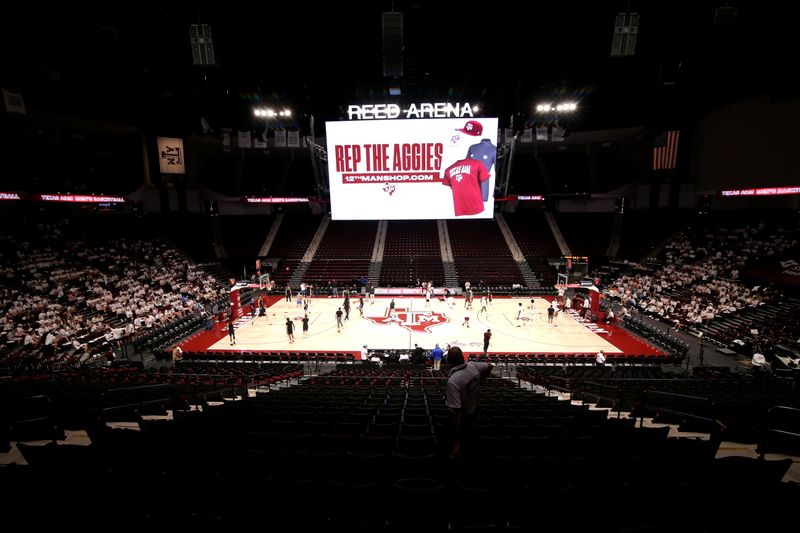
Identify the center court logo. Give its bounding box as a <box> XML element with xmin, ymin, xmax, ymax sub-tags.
<box><xmin>365</xmin><ymin>307</ymin><xmax>449</xmax><ymax>333</ymax></box>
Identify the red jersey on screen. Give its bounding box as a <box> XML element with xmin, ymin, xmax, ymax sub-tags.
<box><xmin>442</xmin><ymin>158</ymin><xmax>490</xmax><ymax>216</ymax></box>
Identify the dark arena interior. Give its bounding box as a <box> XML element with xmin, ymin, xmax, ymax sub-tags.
<box><xmin>1</xmin><ymin>2</ymin><xmax>799</xmax><ymax>531</ymax></box>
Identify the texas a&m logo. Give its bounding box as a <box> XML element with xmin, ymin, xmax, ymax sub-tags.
<box><xmin>365</xmin><ymin>307</ymin><xmax>449</xmax><ymax>333</ymax></box>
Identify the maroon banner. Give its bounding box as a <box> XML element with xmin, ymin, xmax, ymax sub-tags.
<box><xmin>39</xmin><ymin>194</ymin><xmax>125</xmax><ymax>203</ymax></box>
<box><xmin>720</xmin><ymin>186</ymin><xmax>800</xmax><ymax>197</ymax></box>
<box><xmin>0</xmin><ymin>192</ymin><xmax>125</xmax><ymax>203</ymax></box>
<box><xmin>243</xmin><ymin>197</ymin><xmax>310</xmax><ymax>203</ymax></box>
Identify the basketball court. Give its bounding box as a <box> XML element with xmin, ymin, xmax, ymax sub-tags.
<box><xmin>203</xmin><ymin>296</ymin><xmax>626</xmax><ymax>357</ymax></box>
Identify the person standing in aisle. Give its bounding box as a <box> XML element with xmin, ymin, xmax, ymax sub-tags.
<box><xmin>430</xmin><ymin>343</ymin><xmax>444</xmax><ymax>371</ymax></box>
<box><xmin>446</xmin><ymin>345</ymin><xmax>494</xmax><ymax>457</ymax></box>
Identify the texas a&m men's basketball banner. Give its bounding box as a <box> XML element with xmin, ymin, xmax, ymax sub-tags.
<box><xmin>326</xmin><ymin>117</ymin><xmax>498</xmax><ymax>220</ymax></box>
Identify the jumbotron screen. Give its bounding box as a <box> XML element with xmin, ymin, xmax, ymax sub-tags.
<box><xmin>326</xmin><ymin>117</ymin><xmax>499</xmax><ymax>220</ymax></box>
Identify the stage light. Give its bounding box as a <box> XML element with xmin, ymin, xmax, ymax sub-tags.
<box><xmin>535</xmin><ymin>102</ymin><xmax>577</xmax><ymax>114</ymax></box>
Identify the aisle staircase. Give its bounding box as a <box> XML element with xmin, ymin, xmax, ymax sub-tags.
<box><xmin>443</xmin><ymin>262</ymin><xmax>459</xmax><ymax>288</ymax></box>
<box><xmin>368</xmin><ymin>220</ymin><xmax>388</xmax><ymax>285</ymax></box>
<box><xmin>288</xmin><ymin>262</ymin><xmax>310</xmax><ymax>288</ymax></box>
<box><xmin>496</xmin><ymin>213</ymin><xmax>539</xmax><ymax>289</ymax></box>
<box><xmin>517</xmin><ymin>261</ymin><xmax>539</xmax><ymax>289</ymax></box>
<box><xmin>368</xmin><ymin>261</ymin><xmax>382</xmax><ymax>286</ymax></box>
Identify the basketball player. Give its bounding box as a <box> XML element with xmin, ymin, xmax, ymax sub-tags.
<box><xmin>286</xmin><ymin>317</ymin><xmax>295</xmax><ymax>343</ymax></box>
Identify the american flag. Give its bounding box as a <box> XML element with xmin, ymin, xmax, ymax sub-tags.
<box><xmin>653</xmin><ymin>130</ymin><xmax>680</xmax><ymax>170</ymax></box>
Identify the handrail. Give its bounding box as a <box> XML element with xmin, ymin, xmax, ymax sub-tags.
<box><xmin>574</xmin><ymin>380</ymin><xmax>627</xmax><ymax>418</ymax></box>
<box><xmin>763</xmin><ymin>428</ymin><xmax>800</xmax><ymax>439</ymax></box>
<box><xmin>638</xmin><ymin>388</ymin><xmax>718</xmax><ymax>433</ymax></box>
<box><xmin>101</xmin><ymin>397</ymin><xmax>169</xmax><ymax>413</ymax></box>
<box><xmin>767</xmin><ymin>405</ymin><xmax>800</xmax><ymax>415</ymax></box>
<box><xmin>166</xmin><ymin>371</ymin><xmax>290</xmax><ymax>379</ymax></box>
<box><xmin>759</xmin><ymin>421</ymin><xmax>800</xmax><ymax>459</ymax></box>
<box><xmin>194</xmin><ymin>386</ymin><xmax>237</xmax><ymax>400</ymax></box>
<box><xmin>100</xmin><ymin>384</ymin><xmax>240</xmax><ymax>417</ymax></box>
<box><xmin>643</xmin><ymin>389</ymin><xmax>711</xmax><ymax>403</ymax></box>
<box><xmin>8</xmin><ymin>414</ymin><xmax>62</xmax><ymax>443</ymax></box>
<box><xmin>582</xmin><ymin>380</ymin><xmax>622</xmax><ymax>391</ymax></box>
<box><xmin>189</xmin><ymin>385</ymin><xmax>240</xmax><ymax>409</ymax></box>
<box><xmin>10</xmin><ymin>415</ymin><xmax>53</xmax><ymax>425</ymax></box>
<box><xmin>760</xmin><ymin>404</ymin><xmax>800</xmax><ymax>453</ymax></box>
<box><xmin>646</xmin><ymin>407</ymin><xmax>720</xmax><ymax>426</ymax></box>
<box><xmin>19</xmin><ymin>394</ymin><xmax>50</xmax><ymax>401</ymax></box>
<box><xmin>574</xmin><ymin>381</ymin><xmax>718</xmax><ymax>426</ymax></box>
<box><xmin>106</xmin><ymin>383</ymin><xmax>171</xmax><ymax>393</ymax></box>
<box><xmin>567</xmin><ymin>377</ymin><xmax>711</xmax><ymax>383</ymax></box>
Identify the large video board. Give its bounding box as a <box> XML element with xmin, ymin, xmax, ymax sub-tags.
<box><xmin>326</xmin><ymin>117</ymin><xmax>498</xmax><ymax>220</ymax></box>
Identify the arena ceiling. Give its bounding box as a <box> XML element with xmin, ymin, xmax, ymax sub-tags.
<box><xmin>1</xmin><ymin>1</ymin><xmax>794</xmax><ymax>135</ymax></box>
